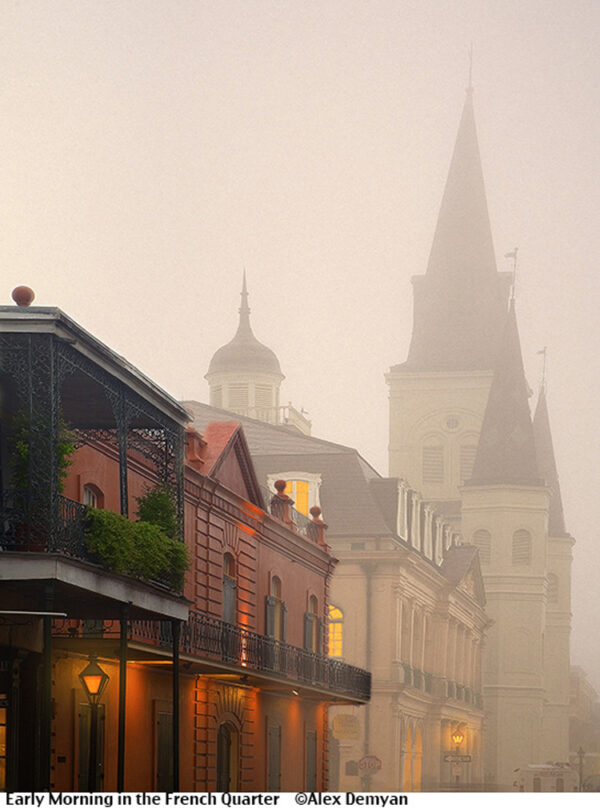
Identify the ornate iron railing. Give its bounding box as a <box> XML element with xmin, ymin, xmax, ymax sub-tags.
<box><xmin>0</xmin><ymin>488</ymin><xmax>88</xmax><ymax>556</ymax></box>
<box><xmin>0</xmin><ymin>489</ymin><xmax>180</xmax><ymax>591</ymax></box>
<box><xmin>129</xmin><ymin>611</ymin><xmax>371</xmax><ymax>701</ymax></box>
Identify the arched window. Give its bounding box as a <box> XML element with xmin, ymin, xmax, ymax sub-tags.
<box><xmin>266</xmin><ymin>575</ymin><xmax>286</xmax><ymax>641</ymax></box>
<box><xmin>512</xmin><ymin>530</ymin><xmax>532</xmax><ymax>565</ymax></box>
<box><xmin>548</xmin><ymin>573</ymin><xmax>559</xmax><ymax>603</ymax></box>
<box><xmin>83</xmin><ymin>483</ymin><xmax>103</xmax><ymax>509</ymax></box>
<box><xmin>304</xmin><ymin>595</ymin><xmax>322</xmax><ymax>653</ymax></box>
<box><xmin>328</xmin><ymin>605</ymin><xmax>343</xmax><ymax>658</ymax></box>
<box><xmin>223</xmin><ymin>553</ymin><xmax>236</xmax><ymax>624</ymax></box>
<box><xmin>473</xmin><ymin>529</ymin><xmax>491</xmax><ymax>565</ymax></box>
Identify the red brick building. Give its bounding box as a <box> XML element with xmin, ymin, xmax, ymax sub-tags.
<box><xmin>0</xmin><ymin>302</ymin><xmax>369</xmax><ymax>792</ymax></box>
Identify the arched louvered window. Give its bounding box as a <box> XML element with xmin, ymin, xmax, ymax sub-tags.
<box><xmin>512</xmin><ymin>530</ymin><xmax>532</xmax><ymax>566</ymax></box>
<box><xmin>422</xmin><ymin>445</ymin><xmax>444</xmax><ymax>484</ymax></box>
<box><xmin>548</xmin><ymin>573</ymin><xmax>559</xmax><ymax>603</ymax></box>
<box><xmin>472</xmin><ymin>529</ymin><xmax>491</xmax><ymax>565</ymax></box>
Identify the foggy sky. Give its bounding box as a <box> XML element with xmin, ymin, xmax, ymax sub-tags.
<box><xmin>2</xmin><ymin>1</ymin><xmax>599</xmax><ymax>688</ymax></box>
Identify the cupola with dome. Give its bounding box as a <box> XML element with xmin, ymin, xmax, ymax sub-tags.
<box><xmin>205</xmin><ymin>274</ymin><xmax>285</xmax><ymax>422</ymax></box>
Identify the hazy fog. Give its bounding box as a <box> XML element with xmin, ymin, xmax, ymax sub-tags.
<box><xmin>2</xmin><ymin>1</ymin><xmax>599</xmax><ymax>687</ymax></box>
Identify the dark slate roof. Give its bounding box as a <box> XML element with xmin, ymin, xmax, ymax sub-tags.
<box><xmin>396</xmin><ymin>91</ymin><xmax>511</xmax><ymax>373</ymax></box>
<box><xmin>206</xmin><ymin>276</ymin><xmax>283</xmax><ymax>377</ymax></box>
<box><xmin>182</xmin><ymin>400</ymin><xmax>393</xmax><ymax>538</ymax></box>
<box><xmin>534</xmin><ymin>387</ymin><xmax>567</xmax><ymax>535</ymax></box>
<box><xmin>467</xmin><ymin>304</ymin><xmax>542</xmax><ymax>487</ymax></box>
<box><xmin>440</xmin><ymin>544</ymin><xmax>486</xmax><ymax>606</ymax></box>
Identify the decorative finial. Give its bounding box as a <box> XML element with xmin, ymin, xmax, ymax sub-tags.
<box><xmin>504</xmin><ymin>247</ymin><xmax>519</xmax><ymax>302</ymax></box>
<box><xmin>240</xmin><ymin>270</ymin><xmax>250</xmax><ymax>316</ymax></box>
<box><xmin>11</xmin><ymin>286</ymin><xmax>35</xmax><ymax>307</ymax></box>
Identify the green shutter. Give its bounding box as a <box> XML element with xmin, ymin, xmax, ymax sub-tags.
<box><xmin>265</xmin><ymin>595</ymin><xmax>276</xmax><ymax>637</ymax></box>
<box><xmin>267</xmin><ymin>725</ymin><xmax>281</xmax><ymax>791</ymax></box>
<box><xmin>303</xmin><ymin>613</ymin><xmax>314</xmax><ymax>650</ymax></box>
<box><xmin>306</xmin><ymin>730</ymin><xmax>317</xmax><ymax>791</ymax></box>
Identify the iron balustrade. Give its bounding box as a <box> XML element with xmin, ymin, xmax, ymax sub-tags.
<box><xmin>1</xmin><ymin>489</ymin><xmax>181</xmax><ymax>592</ymax></box>
<box><xmin>126</xmin><ymin>611</ymin><xmax>371</xmax><ymax>701</ymax></box>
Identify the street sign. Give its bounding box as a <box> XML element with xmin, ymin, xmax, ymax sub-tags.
<box><xmin>443</xmin><ymin>754</ymin><xmax>472</xmax><ymax>763</ymax></box>
<box><xmin>358</xmin><ymin>755</ymin><xmax>382</xmax><ymax>773</ymax></box>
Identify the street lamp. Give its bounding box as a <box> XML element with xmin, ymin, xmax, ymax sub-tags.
<box><xmin>79</xmin><ymin>655</ymin><xmax>109</xmax><ymax>792</ymax></box>
<box><xmin>451</xmin><ymin>726</ymin><xmax>465</xmax><ymax>786</ymax></box>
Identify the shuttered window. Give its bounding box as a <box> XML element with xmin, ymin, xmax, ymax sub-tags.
<box><xmin>223</xmin><ymin>554</ymin><xmax>236</xmax><ymax>624</ymax></box>
<box><xmin>473</xmin><ymin>529</ymin><xmax>491</xmax><ymax>565</ymax></box>
<box><xmin>512</xmin><ymin>530</ymin><xmax>532</xmax><ymax>565</ymax></box>
<box><xmin>228</xmin><ymin>384</ymin><xmax>249</xmax><ymax>410</ymax></box>
<box><xmin>460</xmin><ymin>445</ymin><xmax>477</xmax><ymax>484</ymax></box>
<box><xmin>422</xmin><ymin>446</ymin><xmax>444</xmax><ymax>484</ymax></box>
<box><xmin>255</xmin><ymin>385</ymin><xmax>273</xmax><ymax>409</ymax></box>
<box><xmin>267</xmin><ymin>725</ymin><xmax>281</xmax><ymax>791</ymax></box>
<box><xmin>306</xmin><ymin>730</ymin><xmax>317</xmax><ymax>791</ymax></box>
<box><xmin>156</xmin><ymin>711</ymin><xmax>173</xmax><ymax>792</ymax></box>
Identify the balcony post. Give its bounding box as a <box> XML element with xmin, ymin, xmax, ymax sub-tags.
<box><xmin>308</xmin><ymin>506</ymin><xmax>329</xmax><ymax>550</ymax></box>
<box><xmin>39</xmin><ymin>581</ymin><xmax>54</xmax><ymax>791</ymax></box>
<box><xmin>117</xmin><ymin>603</ymin><xmax>129</xmax><ymax>792</ymax></box>
<box><xmin>271</xmin><ymin>480</ymin><xmax>295</xmax><ymax>529</ymax></box>
<box><xmin>172</xmin><ymin>619</ymin><xmax>181</xmax><ymax>791</ymax></box>
<box><xmin>117</xmin><ymin>391</ymin><xmax>129</xmax><ymax>517</ymax></box>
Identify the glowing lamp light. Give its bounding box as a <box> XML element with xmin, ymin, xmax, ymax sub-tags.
<box><xmin>79</xmin><ymin>655</ymin><xmax>109</xmax><ymax>705</ymax></box>
<box><xmin>451</xmin><ymin>728</ymin><xmax>465</xmax><ymax>747</ymax></box>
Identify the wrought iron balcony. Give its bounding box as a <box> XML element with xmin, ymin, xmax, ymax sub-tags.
<box><xmin>130</xmin><ymin>611</ymin><xmax>371</xmax><ymax>702</ymax></box>
<box><xmin>0</xmin><ymin>488</ymin><xmax>181</xmax><ymax>592</ymax></box>
<box><xmin>1</xmin><ymin>488</ymin><xmax>88</xmax><ymax>555</ymax></box>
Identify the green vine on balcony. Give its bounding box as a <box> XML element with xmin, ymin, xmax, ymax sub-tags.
<box><xmin>85</xmin><ymin>485</ymin><xmax>188</xmax><ymax>590</ymax></box>
<box><xmin>9</xmin><ymin>411</ymin><xmax>76</xmax><ymax>493</ymax></box>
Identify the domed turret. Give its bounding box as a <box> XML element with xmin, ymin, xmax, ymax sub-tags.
<box><xmin>205</xmin><ymin>274</ymin><xmax>284</xmax><ymax>420</ymax></box>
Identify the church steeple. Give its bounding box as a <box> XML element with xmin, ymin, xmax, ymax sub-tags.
<box><xmin>533</xmin><ymin>386</ymin><xmax>567</xmax><ymax>535</ymax></box>
<box><xmin>426</xmin><ymin>88</ymin><xmax>497</xmax><ymax>284</ymax></box>
<box><xmin>400</xmin><ymin>89</ymin><xmax>512</xmax><ymax>372</ymax></box>
<box><xmin>468</xmin><ymin>303</ymin><xmax>541</xmax><ymax>487</ymax></box>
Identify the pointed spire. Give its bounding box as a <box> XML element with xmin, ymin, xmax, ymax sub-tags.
<box><xmin>236</xmin><ymin>270</ymin><xmax>252</xmax><ymax>337</ymax></box>
<box><xmin>426</xmin><ymin>88</ymin><xmax>497</xmax><ymax>284</ymax></box>
<box><xmin>468</xmin><ymin>303</ymin><xmax>541</xmax><ymax>486</ymax></box>
<box><xmin>400</xmin><ymin>89</ymin><xmax>512</xmax><ymax>372</ymax></box>
<box><xmin>533</xmin><ymin>386</ymin><xmax>567</xmax><ymax>535</ymax></box>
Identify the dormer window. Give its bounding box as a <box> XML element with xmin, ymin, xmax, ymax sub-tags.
<box><xmin>267</xmin><ymin>472</ymin><xmax>321</xmax><ymax>517</ymax></box>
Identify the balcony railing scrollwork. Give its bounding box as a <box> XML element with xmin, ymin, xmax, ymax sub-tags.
<box><xmin>131</xmin><ymin>611</ymin><xmax>371</xmax><ymax>701</ymax></box>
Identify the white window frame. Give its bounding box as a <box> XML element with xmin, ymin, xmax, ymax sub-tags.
<box><xmin>267</xmin><ymin>471</ymin><xmax>322</xmax><ymax>512</ymax></box>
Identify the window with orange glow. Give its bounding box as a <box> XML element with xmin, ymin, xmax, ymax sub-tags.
<box><xmin>285</xmin><ymin>480</ymin><xmax>309</xmax><ymax>515</ymax></box>
<box><xmin>328</xmin><ymin>605</ymin><xmax>343</xmax><ymax>658</ymax></box>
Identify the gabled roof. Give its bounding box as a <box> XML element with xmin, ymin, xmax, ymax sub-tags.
<box><xmin>440</xmin><ymin>544</ymin><xmax>486</xmax><ymax>606</ymax></box>
<box><xmin>183</xmin><ymin>401</ymin><xmax>393</xmax><ymax>538</ymax></box>
<box><xmin>533</xmin><ymin>387</ymin><xmax>567</xmax><ymax>535</ymax></box>
<box><xmin>468</xmin><ymin>303</ymin><xmax>542</xmax><ymax>487</ymax></box>
<box><xmin>199</xmin><ymin>420</ymin><xmax>265</xmax><ymax>509</ymax></box>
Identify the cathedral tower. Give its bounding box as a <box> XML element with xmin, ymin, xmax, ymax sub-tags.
<box><xmin>461</xmin><ymin>304</ymin><xmax>550</xmax><ymax>786</ymax></box>
<box><xmin>386</xmin><ymin>88</ymin><xmax>512</xmax><ymax>508</ymax></box>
